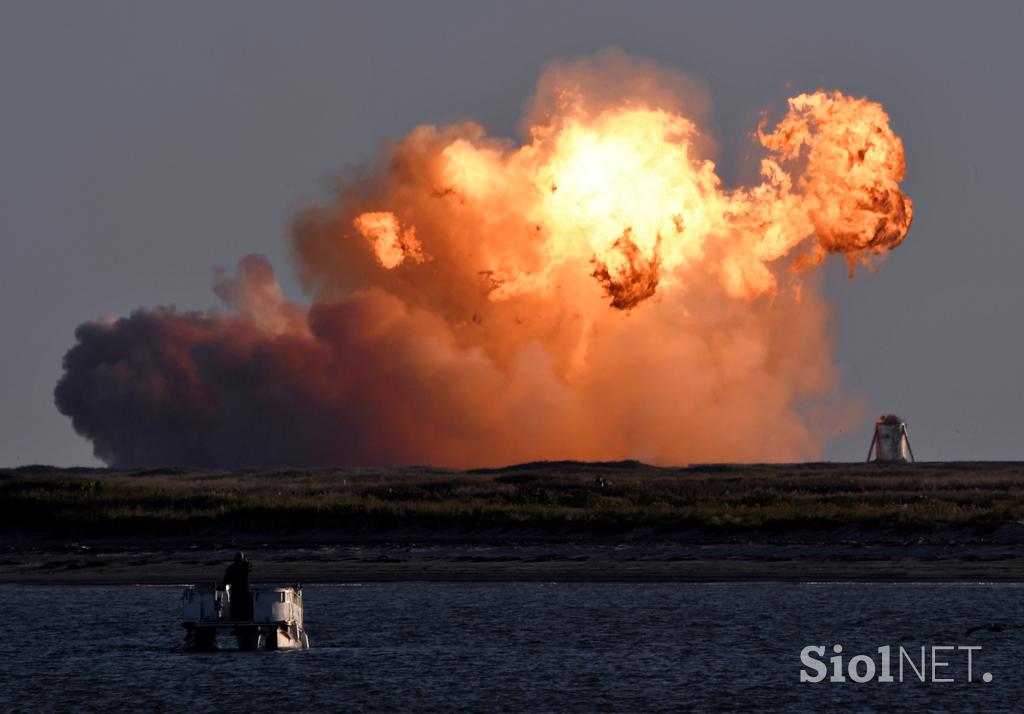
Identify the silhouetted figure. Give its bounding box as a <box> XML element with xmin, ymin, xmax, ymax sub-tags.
<box><xmin>224</xmin><ymin>551</ymin><xmax>253</xmax><ymax>621</ymax></box>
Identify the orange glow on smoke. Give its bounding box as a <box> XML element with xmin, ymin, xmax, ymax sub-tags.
<box><xmin>285</xmin><ymin>53</ymin><xmax>914</xmax><ymax>466</ymax></box>
<box><xmin>57</xmin><ymin>52</ymin><xmax>914</xmax><ymax>468</ymax></box>
<box><xmin>353</xmin><ymin>211</ymin><xmax>428</xmax><ymax>269</ymax></box>
<box><xmin>353</xmin><ymin>89</ymin><xmax>910</xmax><ymax>308</ymax></box>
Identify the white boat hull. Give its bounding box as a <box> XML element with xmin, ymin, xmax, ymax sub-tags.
<box><xmin>182</xmin><ymin>585</ymin><xmax>309</xmax><ymax>651</ymax></box>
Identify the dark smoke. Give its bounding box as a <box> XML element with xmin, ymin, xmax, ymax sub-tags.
<box><xmin>54</xmin><ymin>53</ymin><xmax>911</xmax><ymax>468</ymax></box>
<box><xmin>591</xmin><ymin>230</ymin><xmax>662</xmax><ymax>310</ymax></box>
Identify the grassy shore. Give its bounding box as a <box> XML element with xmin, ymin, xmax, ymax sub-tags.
<box><xmin>4</xmin><ymin>460</ymin><xmax>1024</xmax><ymax>540</ymax></box>
<box><xmin>5</xmin><ymin>461</ymin><xmax>1024</xmax><ymax>583</ymax></box>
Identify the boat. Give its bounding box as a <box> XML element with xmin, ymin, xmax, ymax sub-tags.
<box><xmin>181</xmin><ymin>584</ymin><xmax>310</xmax><ymax>651</ymax></box>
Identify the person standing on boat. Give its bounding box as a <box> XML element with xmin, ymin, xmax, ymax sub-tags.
<box><xmin>224</xmin><ymin>551</ymin><xmax>253</xmax><ymax>621</ymax></box>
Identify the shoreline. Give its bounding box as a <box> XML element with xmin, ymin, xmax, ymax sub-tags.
<box><xmin>6</xmin><ymin>564</ymin><xmax>1023</xmax><ymax>585</ymax></box>
<box><xmin>4</xmin><ymin>539</ymin><xmax>1024</xmax><ymax>585</ymax></box>
<box><xmin>6</xmin><ymin>461</ymin><xmax>1024</xmax><ymax>585</ymax></box>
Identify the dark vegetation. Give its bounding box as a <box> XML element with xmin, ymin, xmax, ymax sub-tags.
<box><xmin>3</xmin><ymin>461</ymin><xmax>1024</xmax><ymax>539</ymax></box>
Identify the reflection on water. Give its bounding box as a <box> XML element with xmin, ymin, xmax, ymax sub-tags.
<box><xmin>0</xmin><ymin>582</ymin><xmax>1021</xmax><ymax>712</ymax></box>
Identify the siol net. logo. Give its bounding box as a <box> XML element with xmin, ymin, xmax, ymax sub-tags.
<box><xmin>800</xmin><ymin>644</ymin><xmax>992</xmax><ymax>684</ymax></box>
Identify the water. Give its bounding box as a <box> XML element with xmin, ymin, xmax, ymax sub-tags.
<box><xmin>1</xmin><ymin>582</ymin><xmax>1022</xmax><ymax>712</ymax></box>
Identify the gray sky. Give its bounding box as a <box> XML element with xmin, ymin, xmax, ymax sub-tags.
<box><xmin>2</xmin><ymin>1</ymin><xmax>1022</xmax><ymax>465</ymax></box>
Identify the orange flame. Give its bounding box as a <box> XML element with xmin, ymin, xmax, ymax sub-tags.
<box><xmin>353</xmin><ymin>211</ymin><xmax>428</xmax><ymax>269</ymax></box>
<box><xmin>347</xmin><ymin>89</ymin><xmax>910</xmax><ymax>309</ymax></box>
<box><xmin>56</xmin><ymin>53</ymin><xmax>914</xmax><ymax>468</ymax></box>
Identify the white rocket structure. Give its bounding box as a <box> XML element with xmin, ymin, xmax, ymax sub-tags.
<box><xmin>866</xmin><ymin>414</ymin><xmax>915</xmax><ymax>463</ymax></box>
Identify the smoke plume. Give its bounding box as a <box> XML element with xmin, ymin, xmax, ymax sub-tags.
<box><xmin>56</xmin><ymin>51</ymin><xmax>912</xmax><ymax>468</ymax></box>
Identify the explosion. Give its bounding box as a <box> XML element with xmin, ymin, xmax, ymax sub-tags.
<box><xmin>56</xmin><ymin>52</ymin><xmax>912</xmax><ymax>468</ymax></box>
